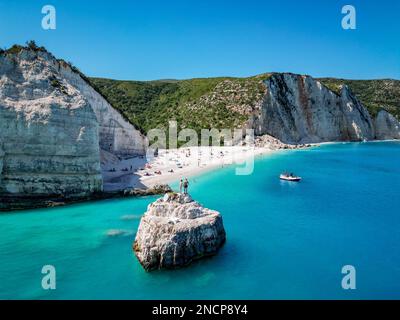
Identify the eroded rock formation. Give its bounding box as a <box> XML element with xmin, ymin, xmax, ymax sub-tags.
<box><xmin>0</xmin><ymin>46</ymin><xmax>145</xmax><ymax>200</ymax></box>
<box><xmin>59</xmin><ymin>63</ymin><xmax>146</xmax><ymax>157</ymax></box>
<box><xmin>375</xmin><ymin>110</ymin><xmax>400</xmax><ymax>140</ymax></box>
<box><xmin>0</xmin><ymin>49</ymin><xmax>102</xmax><ymax>197</ymax></box>
<box><xmin>254</xmin><ymin>73</ymin><xmax>376</xmax><ymax>144</ymax></box>
<box><xmin>133</xmin><ymin>193</ymin><xmax>226</xmax><ymax>271</ymax></box>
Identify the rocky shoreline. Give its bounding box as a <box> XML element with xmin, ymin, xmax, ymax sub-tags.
<box><xmin>254</xmin><ymin>134</ymin><xmax>313</xmax><ymax>150</ymax></box>
<box><xmin>0</xmin><ymin>184</ymin><xmax>172</xmax><ymax>212</ymax></box>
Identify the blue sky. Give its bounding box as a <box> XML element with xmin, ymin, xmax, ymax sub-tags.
<box><xmin>1</xmin><ymin>0</ymin><xmax>399</xmax><ymax>80</ymax></box>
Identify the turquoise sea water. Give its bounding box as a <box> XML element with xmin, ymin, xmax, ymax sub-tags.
<box><xmin>1</xmin><ymin>142</ymin><xmax>400</xmax><ymax>300</ymax></box>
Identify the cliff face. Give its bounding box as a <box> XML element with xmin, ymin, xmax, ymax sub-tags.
<box><xmin>375</xmin><ymin>110</ymin><xmax>400</xmax><ymax>140</ymax></box>
<box><xmin>91</xmin><ymin>73</ymin><xmax>400</xmax><ymax>144</ymax></box>
<box><xmin>254</xmin><ymin>73</ymin><xmax>377</xmax><ymax>144</ymax></box>
<box><xmin>318</xmin><ymin>78</ymin><xmax>400</xmax><ymax>120</ymax></box>
<box><xmin>0</xmin><ymin>47</ymin><xmax>146</xmax><ymax>200</ymax></box>
<box><xmin>0</xmin><ymin>49</ymin><xmax>102</xmax><ymax>197</ymax></box>
<box><xmin>59</xmin><ymin>64</ymin><xmax>146</xmax><ymax>157</ymax></box>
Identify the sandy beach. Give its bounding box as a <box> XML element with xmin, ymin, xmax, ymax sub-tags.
<box><xmin>101</xmin><ymin>145</ymin><xmax>276</xmax><ymax>191</ymax></box>
<box><xmin>101</xmin><ymin>131</ymin><xmax>320</xmax><ymax>192</ymax></box>
<box><xmin>102</xmin><ymin>136</ymin><xmax>398</xmax><ymax>191</ymax></box>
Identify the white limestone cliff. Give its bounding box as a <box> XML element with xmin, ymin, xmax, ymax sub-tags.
<box><xmin>0</xmin><ymin>47</ymin><xmax>146</xmax><ymax>201</ymax></box>
<box><xmin>375</xmin><ymin>110</ymin><xmax>400</xmax><ymax>140</ymax></box>
<box><xmin>58</xmin><ymin>63</ymin><xmax>146</xmax><ymax>157</ymax></box>
<box><xmin>0</xmin><ymin>48</ymin><xmax>102</xmax><ymax>197</ymax></box>
<box><xmin>254</xmin><ymin>73</ymin><xmax>376</xmax><ymax>144</ymax></box>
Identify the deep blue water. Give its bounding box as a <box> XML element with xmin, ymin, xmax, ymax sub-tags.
<box><xmin>1</xmin><ymin>142</ymin><xmax>400</xmax><ymax>300</ymax></box>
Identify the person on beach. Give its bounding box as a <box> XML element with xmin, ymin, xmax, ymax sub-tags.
<box><xmin>179</xmin><ymin>179</ymin><xmax>183</xmax><ymax>193</ymax></box>
<box><xmin>183</xmin><ymin>178</ymin><xmax>189</xmax><ymax>194</ymax></box>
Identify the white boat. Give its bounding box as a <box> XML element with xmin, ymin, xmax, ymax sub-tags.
<box><xmin>280</xmin><ymin>173</ymin><xmax>302</xmax><ymax>182</ymax></box>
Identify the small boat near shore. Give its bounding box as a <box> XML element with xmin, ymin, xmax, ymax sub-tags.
<box><xmin>280</xmin><ymin>173</ymin><xmax>302</xmax><ymax>182</ymax></box>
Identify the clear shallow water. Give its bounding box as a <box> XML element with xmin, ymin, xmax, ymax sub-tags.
<box><xmin>1</xmin><ymin>142</ymin><xmax>400</xmax><ymax>300</ymax></box>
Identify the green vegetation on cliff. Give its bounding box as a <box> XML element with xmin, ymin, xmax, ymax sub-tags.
<box><xmin>3</xmin><ymin>44</ymin><xmax>399</xmax><ymax>132</ymax></box>
<box><xmin>0</xmin><ymin>41</ymin><xmax>47</xmax><ymax>56</ymax></box>
<box><xmin>89</xmin><ymin>75</ymin><xmax>269</xmax><ymax>134</ymax></box>
<box><xmin>319</xmin><ymin>78</ymin><xmax>400</xmax><ymax>119</ymax></box>
<box><xmin>90</xmin><ymin>74</ymin><xmax>400</xmax><ymax>135</ymax></box>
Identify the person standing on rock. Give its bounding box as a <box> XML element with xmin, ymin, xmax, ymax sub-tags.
<box><xmin>183</xmin><ymin>178</ymin><xmax>189</xmax><ymax>194</ymax></box>
<box><xmin>179</xmin><ymin>179</ymin><xmax>183</xmax><ymax>193</ymax></box>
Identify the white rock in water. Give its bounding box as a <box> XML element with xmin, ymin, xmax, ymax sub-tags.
<box><xmin>133</xmin><ymin>193</ymin><xmax>226</xmax><ymax>271</ymax></box>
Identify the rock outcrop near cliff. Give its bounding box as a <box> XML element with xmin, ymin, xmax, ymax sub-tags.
<box><xmin>254</xmin><ymin>73</ymin><xmax>376</xmax><ymax>144</ymax></box>
<box><xmin>0</xmin><ymin>45</ymin><xmax>145</xmax><ymax>201</ymax></box>
<box><xmin>133</xmin><ymin>193</ymin><xmax>226</xmax><ymax>271</ymax></box>
<box><xmin>375</xmin><ymin>110</ymin><xmax>400</xmax><ymax>140</ymax></box>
